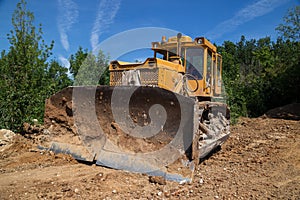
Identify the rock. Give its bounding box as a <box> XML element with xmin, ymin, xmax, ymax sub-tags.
<box><xmin>199</xmin><ymin>178</ymin><xmax>204</xmax><ymax>184</ymax></box>
<box><xmin>22</xmin><ymin>122</ymin><xmax>41</xmax><ymax>134</ymax></box>
<box><xmin>0</xmin><ymin>129</ymin><xmax>16</xmax><ymax>146</ymax></box>
<box><xmin>43</xmin><ymin>129</ymin><xmax>50</xmax><ymax>135</ymax></box>
<box><xmin>164</xmin><ymin>191</ymin><xmax>170</xmax><ymax>197</ymax></box>
<box><xmin>149</xmin><ymin>176</ymin><xmax>166</xmax><ymax>185</ymax></box>
<box><xmin>23</xmin><ymin>123</ymin><xmax>31</xmax><ymax>133</ymax></box>
<box><xmin>32</xmin><ymin>119</ymin><xmax>38</xmax><ymax>125</ymax></box>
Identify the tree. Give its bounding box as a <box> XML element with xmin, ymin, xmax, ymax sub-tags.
<box><xmin>0</xmin><ymin>52</ymin><xmax>10</xmax><ymax>128</ymax></box>
<box><xmin>276</xmin><ymin>6</ymin><xmax>300</xmax><ymax>41</ymax></box>
<box><xmin>274</xmin><ymin>6</ymin><xmax>300</xmax><ymax>106</ymax></box>
<box><xmin>0</xmin><ymin>0</ymin><xmax>70</xmax><ymax>132</ymax></box>
<box><xmin>270</xmin><ymin>38</ymin><xmax>300</xmax><ymax>107</ymax></box>
<box><xmin>69</xmin><ymin>46</ymin><xmax>88</xmax><ymax>79</ymax></box>
<box><xmin>218</xmin><ymin>40</ymin><xmax>248</xmax><ymax>121</ymax></box>
<box><xmin>219</xmin><ymin>14</ymin><xmax>300</xmax><ymax>121</ymax></box>
<box><xmin>72</xmin><ymin>50</ymin><xmax>110</xmax><ymax>86</ymax></box>
<box><xmin>47</xmin><ymin>60</ymin><xmax>72</xmax><ymax>93</ymax></box>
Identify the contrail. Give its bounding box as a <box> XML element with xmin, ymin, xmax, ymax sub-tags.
<box><xmin>206</xmin><ymin>0</ymin><xmax>290</xmax><ymax>40</ymax></box>
<box><xmin>57</xmin><ymin>0</ymin><xmax>79</xmax><ymax>51</ymax></box>
<box><xmin>90</xmin><ymin>0</ymin><xmax>121</xmax><ymax>51</ymax></box>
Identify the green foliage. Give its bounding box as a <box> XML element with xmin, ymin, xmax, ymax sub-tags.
<box><xmin>73</xmin><ymin>50</ymin><xmax>110</xmax><ymax>86</ymax></box>
<box><xmin>0</xmin><ymin>0</ymin><xmax>71</xmax><ymax>132</ymax></box>
<box><xmin>220</xmin><ymin>32</ymin><xmax>300</xmax><ymax>121</ymax></box>
<box><xmin>219</xmin><ymin>6</ymin><xmax>300</xmax><ymax>121</ymax></box>
<box><xmin>0</xmin><ymin>0</ymin><xmax>110</xmax><ymax>132</ymax></box>
<box><xmin>47</xmin><ymin>60</ymin><xmax>72</xmax><ymax>92</ymax></box>
<box><xmin>276</xmin><ymin>6</ymin><xmax>300</xmax><ymax>41</ymax></box>
<box><xmin>69</xmin><ymin>46</ymin><xmax>88</xmax><ymax>78</ymax></box>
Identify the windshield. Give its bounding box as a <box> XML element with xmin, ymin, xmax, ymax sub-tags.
<box><xmin>185</xmin><ymin>47</ymin><xmax>204</xmax><ymax>80</ymax></box>
<box><xmin>154</xmin><ymin>47</ymin><xmax>204</xmax><ymax>80</ymax></box>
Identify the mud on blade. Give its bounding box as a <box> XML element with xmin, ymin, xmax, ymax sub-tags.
<box><xmin>44</xmin><ymin>86</ymin><xmax>198</xmax><ymax>182</ymax></box>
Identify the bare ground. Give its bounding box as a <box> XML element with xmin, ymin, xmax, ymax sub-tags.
<box><xmin>0</xmin><ymin>115</ymin><xmax>299</xmax><ymax>199</ymax></box>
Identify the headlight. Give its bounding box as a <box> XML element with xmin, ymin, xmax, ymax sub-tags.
<box><xmin>197</xmin><ymin>38</ymin><xmax>203</xmax><ymax>44</ymax></box>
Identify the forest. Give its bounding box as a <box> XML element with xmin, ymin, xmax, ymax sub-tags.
<box><xmin>0</xmin><ymin>0</ymin><xmax>299</xmax><ymax>132</ymax></box>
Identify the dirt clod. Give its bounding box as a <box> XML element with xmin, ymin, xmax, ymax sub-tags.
<box><xmin>149</xmin><ymin>176</ymin><xmax>166</xmax><ymax>185</ymax></box>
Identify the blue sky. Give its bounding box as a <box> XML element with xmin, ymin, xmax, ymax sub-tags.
<box><xmin>0</xmin><ymin>0</ymin><xmax>299</xmax><ymax>65</ymax></box>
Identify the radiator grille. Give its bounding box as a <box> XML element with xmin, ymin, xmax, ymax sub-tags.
<box><xmin>110</xmin><ymin>71</ymin><xmax>123</xmax><ymax>86</ymax></box>
<box><xmin>110</xmin><ymin>69</ymin><xmax>158</xmax><ymax>86</ymax></box>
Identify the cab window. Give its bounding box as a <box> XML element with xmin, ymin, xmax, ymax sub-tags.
<box><xmin>185</xmin><ymin>48</ymin><xmax>204</xmax><ymax>80</ymax></box>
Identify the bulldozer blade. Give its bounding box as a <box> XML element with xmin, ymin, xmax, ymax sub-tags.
<box><xmin>49</xmin><ymin>142</ymin><xmax>95</xmax><ymax>162</ymax></box>
<box><xmin>95</xmin><ymin>149</ymin><xmax>195</xmax><ymax>182</ymax></box>
<box><xmin>44</xmin><ymin>86</ymin><xmax>199</xmax><ymax>182</ymax></box>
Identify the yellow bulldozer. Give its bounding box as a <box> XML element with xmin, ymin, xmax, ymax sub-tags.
<box><xmin>43</xmin><ymin>34</ymin><xmax>230</xmax><ymax>182</ymax></box>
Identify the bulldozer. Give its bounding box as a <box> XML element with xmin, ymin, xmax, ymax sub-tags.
<box><xmin>43</xmin><ymin>34</ymin><xmax>230</xmax><ymax>182</ymax></box>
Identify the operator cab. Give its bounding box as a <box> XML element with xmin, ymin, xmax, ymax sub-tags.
<box><xmin>152</xmin><ymin>34</ymin><xmax>222</xmax><ymax>97</ymax></box>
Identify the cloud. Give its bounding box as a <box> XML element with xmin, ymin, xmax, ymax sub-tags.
<box><xmin>206</xmin><ymin>0</ymin><xmax>290</xmax><ymax>40</ymax></box>
<box><xmin>90</xmin><ymin>0</ymin><xmax>121</xmax><ymax>51</ymax></box>
<box><xmin>59</xmin><ymin>55</ymin><xmax>72</xmax><ymax>77</ymax></box>
<box><xmin>57</xmin><ymin>0</ymin><xmax>79</xmax><ymax>51</ymax></box>
<box><xmin>59</xmin><ymin>55</ymin><xmax>70</xmax><ymax>69</ymax></box>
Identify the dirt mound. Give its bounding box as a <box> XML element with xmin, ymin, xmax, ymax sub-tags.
<box><xmin>265</xmin><ymin>103</ymin><xmax>300</xmax><ymax>120</ymax></box>
<box><xmin>0</xmin><ymin>117</ymin><xmax>299</xmax><ymax>199</ymax></box>
<box><xmin>0</xmin><ymin>129</ymin><xmax>33</xmax><ymax>157</ymax></box>
<box><xmin>0</xmin><ymin>129</ymin><xmax>16</xmax><ymax>151</ymax></box>
<box><xmin>0</xmin><ymin>132</ymin><xmax>76</xmax><ymax>176</ymax></box>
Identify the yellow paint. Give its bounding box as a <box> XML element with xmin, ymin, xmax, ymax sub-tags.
<box><xmin>109</xmin><ymin>35</ymin><xmax>223</xmax><ymax>99</ymax></box>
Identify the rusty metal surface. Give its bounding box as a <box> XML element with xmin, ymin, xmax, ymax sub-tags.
<box><xmin>45</xmin><ymin>86</ymin><xmax>198</xmax><ymax>182</ymax></box>
<box><xmin>44</xmin><ymin>85</ymin><xmax>230</xmax><ymax>182</ymax></box>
